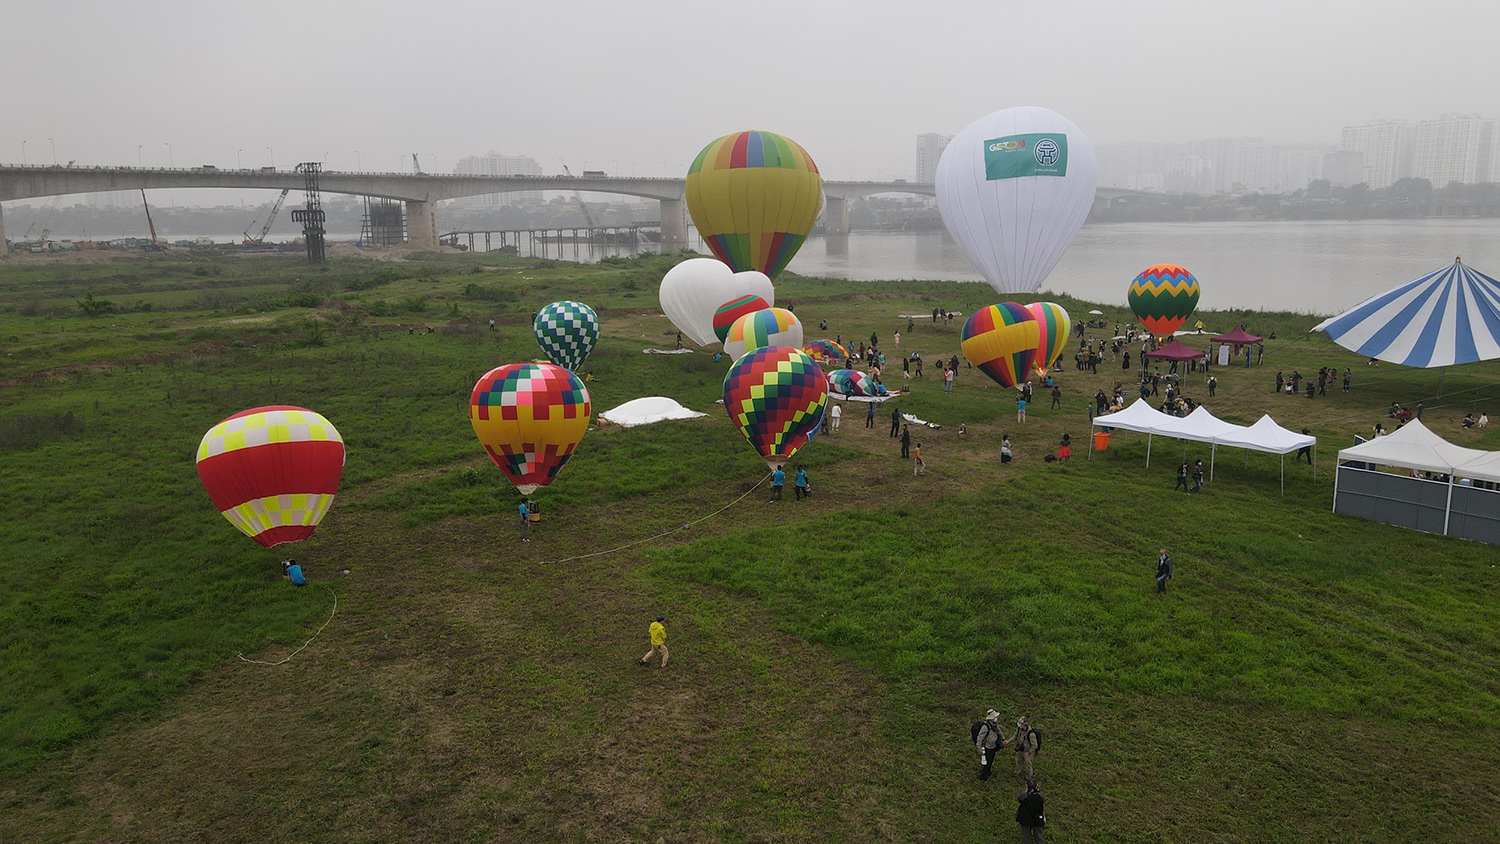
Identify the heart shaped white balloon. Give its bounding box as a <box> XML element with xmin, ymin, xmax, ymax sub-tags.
<box><xmin>659</xmin><ymin>258</ymin><xmax>774</xmax><ymax>347</ymax></box>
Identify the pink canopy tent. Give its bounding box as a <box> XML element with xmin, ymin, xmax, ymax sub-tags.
<box><xmin>1144</xmin><ymin>340</ymin><xmax>1207</xmax><ymax>362</ymax></box>
<box><xmin>1210</xmin><ymin>327</ymin><xmax>1263</xmax><ymax>344</ymax></box>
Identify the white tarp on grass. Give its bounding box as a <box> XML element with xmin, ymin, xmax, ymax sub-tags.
<box><xmin>599</xmin><ymin>397</ymin><xmax>707</xmax><ymax>428</ymax></box>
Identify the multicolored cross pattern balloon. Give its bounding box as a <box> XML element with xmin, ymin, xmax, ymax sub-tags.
<box><xmin>713</xmin><ymin>294</ymin><xmax>770</xmax><ymax>344</ymax></box>
<box><xmin>722</xmin><ymin>347</ymin><xmax>827</xmax><ymax>470</ymax></box>
<box><xmin>801</xmin><ymin>338</ymin><xmax>850</xmax><ymax>368</ymax></box>
<box><xmin>470</xmin><ymin>362</ymin><xmax>591</xmax><ymax>496</ymax></box>
<box><xmin>196</xmin><ymin>406</ymin><xmax>346</xmax><ymax>548</ymax></box>
<box><xmin>827</xmin><ymin>367</ymin><xmax>877</xmax><ymax>398</ymax></box>
<box><xmin>1024</xmin><ymin>301</ymin><xmax>1071</xmax><ymax>375</ymax></box>
<box><xmin>723</xmin><ymin>307</ymin><xmax>803</xmax><ymax>362</ymax></box>
<box><xmin>1128</xmin><ymin>264</ymin><xmax>1201</xmax><ymax>337</ymax></box>
<box><xmin>686</xmin><ymin>130</ymin><xmax>823</xmax><ymax>279</ymax></box>
<box><xmin>961</xmin><ymin>303</ymin><xmax>1040</xmax><ymax>389</ymax></box>
<box><xmin>533</xmin><ymin>300</ymin><xmax>600</xmax><ymax>372</ymax></box>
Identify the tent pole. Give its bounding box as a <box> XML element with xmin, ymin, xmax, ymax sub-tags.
<box><xmin>1443</xmin><ymin>473</ymin><xmax>1455</xmax><ymax>535</ymax></box>
<box><xmin>1210</xmin><ymin>443</ymin><xmax>1217</xmax><ymax>481</ymax></box>
<box><xmin>1281</xmin><ymin>454</ymin><xmax>1285</xmax><ymax>495</ymax></box>
<box><xmin>1332</xmin><ymin>464</ymin><xmax>1340</xmax><ymax>513</ymax></box>
<box><xmin>1147</xmin><ymin>433</ymin><xmax>1153</xmax><ymax>467</ymax></box>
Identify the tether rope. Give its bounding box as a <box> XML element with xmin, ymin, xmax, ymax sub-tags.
<box><xmin>538</xmin><ymin>472</ymin><xmax>772</xmax><ymax>566</ymax></box>
<box><xmin>237</xmin><ymin>588</ymin><xmax>338</xmax><ymax>666</ymax></box>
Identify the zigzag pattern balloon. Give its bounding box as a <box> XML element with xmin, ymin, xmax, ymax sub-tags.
<box><xmin>722</xmin><ymin>347</ymin><xmax>827</xmax><ymax>470</ymax></box>
<box><xmin>533</xmin><ymin>301</ymin><xmax>600</xmax><ymax>372</ymax></box>
<box><xmin>961</xmin><ymin>303</ymin><xmax>1039</xmax><ymax>388</ymax></box>
<box><xmin>1128</xmin><ymin>265</ymin><xmax>1200</xmax><ymax>337</ymax></box>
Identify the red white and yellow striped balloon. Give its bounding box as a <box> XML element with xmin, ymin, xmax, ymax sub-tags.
<box><xmin>196</xmin><ymin>406</ymin><xmax>346</xmax><ymax>548</ymax></box>
<box><xmin>1025</xmin><ymin>301</ymin><xmax>1071</xmax><ymax>376</ymax></box>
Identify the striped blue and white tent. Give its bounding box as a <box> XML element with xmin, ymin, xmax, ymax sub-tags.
<box><xmin>1312</xmin><ymin>258</ymin><xmax>1500</xmax><ymax>367</ymax></box>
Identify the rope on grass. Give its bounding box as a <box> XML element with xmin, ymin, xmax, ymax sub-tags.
<box><xmin>537</xmin><ymin>472</ymin><xmax>772</xmax><ymax>567</ymax></box>
<box><xmin>237</xmin><ymin>589</ymin><xmax>338</xmax><ymax>666</ymax></box>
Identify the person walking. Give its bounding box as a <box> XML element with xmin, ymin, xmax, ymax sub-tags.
<box><xmin>794</xmin><ymin>465</ymin><xmax>809</xmax><ymax>500</ymax></box>
<box><xmin>1192</xmin><ymin>459</ymin><xmax>1204</xmax><ymax>492</ymax></box>
<box><xmin>976</xmin><ymin>709</ymin><xmax>1004</xmax><ymax>781</ymax></box>
<box><xmin>890</xmin><ymin>405</ymin><xmax>902</xmax><ymax>437</ymax></box>
<box><xmin>894</xmin><ymin>331</ymin><xmax>900</xmax><ymax>348</ymax></box>
<box><xmin>1156</xmin><ymin>548</ymin><xmax>1173</xmax><ymax>593</ymax></box>
<box><xmin>770</xmin><ymin>465</ymin><xmax>785</xmax><ymax>501</ymax></box>
<box><xmin>913</xmin><ymin>443</ymin><xmax>925</xmax><ymax>476</ymax></box>
<box><xmin>1050</xmin><ymin>384</ymin><xmax>1061</xmax><ymax>409</ymax></box>
<box><xmin>1006</xmin><ymin>717</ymin><xmax>1039</xmax><ymax>781</ymax></box>
<box><xmin>639</xmin><ymin>616</ymin><xmax>669</xmax><ymax>668</ymax></box>
<box><xmin>829</xmin><ymin>403</ymin><xmax>841</xmax><ymax>432</ymax></box>
<box><xmin>1174</xmin><ymin>461</ymin><xmax>1190</xmax><ymax>492</ymax></box>
<box><xmin>1297</xmin><ymin>428</ymin><xmax>1313</xmax><ymax>464</ymax></box>
<box><xmin>915</xmin><ymin>355</ymin><xmax>924</xmax><ymax>378</ymax></box>
<box><xmin>519</xmin><ymin>500</ymin><xmax>531</xmax><ymax>542</ymax></box>
<box><xmin>1207</xmin><ymin>375</ymin><xmax>1217</xmax><ymax>397</ymax></box>
<box><xmin>1016</xmin><ymin>780</ymin><xmax>1046</xmax><ymax>843</ymax></box>
<box><xmin>866</xmin><ymin>402</ymin><xmax>875</xmax><ymax>429</ymax></box>
<box><xmin>943</xmin><ymin>366</ymin><xmax>954</xmax><ymax>393</ymax></box>
<box><xmin>900</xmin><ymin>424</ymin><xmax>911</xmax><ymax>459</ymax></box>
<box><xmin>1017</xmin><ymin>395</ymin><xmax>1028</xmax><ymax>423</ymax></box>
<box><xmin>1058</xmin><ymin>433</ymin><xmax>1072</xmax><ymax>462</ymax></box>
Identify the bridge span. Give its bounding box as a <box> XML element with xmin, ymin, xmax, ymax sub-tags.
<box><xmin>0</xmin><ymin>164</ymin><xmax>1147</xmax><ymax>256</ymax></box>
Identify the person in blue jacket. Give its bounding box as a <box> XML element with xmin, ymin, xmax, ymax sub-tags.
<box><xmin>770</xmin><ymin>465</ymin><xmax>785</xmax><ymax>501</ymax></box>
<box><xmin>282</xmin><ymin>559</ymin><xmax>307</xmax><ymax>586</ymax></box>
<box><xmin>794</xmin><ymin>465</ymin><xmax>809</xmax><ymax>500</ymax></box>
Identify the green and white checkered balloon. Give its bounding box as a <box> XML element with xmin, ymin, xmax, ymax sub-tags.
<box><xmin>533</xmin><ymin>300</ymin><xmax>600</xmax><ymax>372</ymax></box>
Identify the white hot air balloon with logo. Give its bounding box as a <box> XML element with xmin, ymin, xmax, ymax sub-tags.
<box><xmin>935</xmin><ymin>107</ymin><xmax>1097</xmax><ymax>296</ymax></box>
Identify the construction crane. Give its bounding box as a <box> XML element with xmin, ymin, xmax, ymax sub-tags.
<box><xmin>412</xmin><ymin>153</ymin><xmax>423</xmax><ymax>174</ymax></box>
<box><xmin>560</xmin><ymin>164</ymin><xmax>598</xmax><ymax>228</ymax></box>
<box><xmin>140</xmin><ymin>190</ymin><xmax>163</xmax><ymax>250</ymax></box>
<box><xmin>242</xmin><ymin>189</ymin><xmax>290</xmax><ymax>245</ymax></box>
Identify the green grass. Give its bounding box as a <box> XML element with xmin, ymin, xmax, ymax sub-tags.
<box><xmin>1</xmin><ymin>248</ymin><xmax>1499</xmax><ymax>842</ymax></box>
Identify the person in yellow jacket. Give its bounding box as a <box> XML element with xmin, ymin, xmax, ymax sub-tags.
<box><xmin>639</xmin><ymin>616</ymin><xmax>668</xmax><ymax>668</ymax></box>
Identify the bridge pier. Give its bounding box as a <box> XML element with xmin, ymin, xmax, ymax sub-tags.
<box><xmin>0</xmin><ymin>204</ymin><xmax>7</xmax><ymax>256</ymax></box>
<box><xmin>406</xmin><ymin>200</ymin><xmax>439</xmax><ymax>250</ymax></box>
<box><xmin>824</xmin><ymin>196</ymin><xmax>849</xmax><ymax>236</ymax></box>
<box><xmin>659</xmin><ymin>198</ymin><xmax>687</xmax><ymax>252</ymax></box>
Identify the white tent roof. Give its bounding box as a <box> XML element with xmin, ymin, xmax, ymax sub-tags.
<box><xmin>1092</xmin><ymin>398</ymin><xmax>1177</xmax><ymax>433</ymax></box>
<box><xmin>1455</xmin><ymin>450</ymin><xmax>1500</xmax><ymax>483</ymax></box>
<box><xmin>1214</xmin><ymin>414</ymin><xmax>1316</xmax><ymax>455</ymax></box>
<box><xmin>1153</xmin><ymin>406</ymin><xmax>1244</xmax><ymax>444</ymax></box>
<box><xmin>598</xmin><ymin>397</ymin><xmax>707</xmax><ymax>428</ymax></box>
<box><xmin>1336</xmin><ymin>418</ymin><xmax>1485</xmax><ymax>474</ymax></box>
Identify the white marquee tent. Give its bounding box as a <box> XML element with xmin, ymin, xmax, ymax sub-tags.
<box><xmin>1334</xmin><ymin>419</ymin><xmax>1500</xmax><ymax>543</ymax></box>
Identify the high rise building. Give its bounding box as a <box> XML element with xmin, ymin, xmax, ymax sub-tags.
<box><xmin>452</xmin><ymin>152</ymin><xmax>543</xmax><ymax>207</ymax></box>
<box><xmin>1164</xmin><ymin>155</ymin><xmax>1213</xmax><ymax>195</ymax></box>
<box><xmin>1408</xmin><ymin>113</ymin><xmax>1492</xmax><ymax>187</ymax></box>
<box><xmin>1321</xmin><ymin>151</ymin><xmax>1365</xmax><ymax>188</ymax></box>
<box><xmin>914</xmin><ymin>133</ymin><xmax>952</xmax><ymax>184</ymax></box>
<box><xmin>1340</xmin><ymin>120</ymin><xmax>1410</xmax><ymax>188</ymax></box>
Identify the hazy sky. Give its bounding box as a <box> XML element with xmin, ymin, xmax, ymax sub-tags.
<box><xmin>6</xmin><ymin>0</ymin><xmax>1499</xmax><ymax>181</ymax></box>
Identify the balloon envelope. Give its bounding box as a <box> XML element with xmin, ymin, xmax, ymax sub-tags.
<box><xmin>1024</xmin><ymin>301</ymin><xmax>1071</xmax><ymax>373</ymax></box>
<box><xmin>722</xmin><ymin>347</ymin><xmax>827</xmax><ymax>470</ymax></box>
<box><xmin>935</xmin><ymin>107</ymin><xmax>1097</xmax><ymax>295</ymax></box>
<box><xmin>724</xmin><ymin>307</ymin><xmax>803</xmax><ymax>362</ymax></box>
<box><xmin>827</xmin><ymin>367</ymin><xmax>878</xmax><ymax>397</ymax></box>
<box><xmin>961</xmin><ymin>304</ymin><xmax>1040</xmax><ymax>388</ymax></box>
<box><xmin>1128</xmin><ymin>264</ymin><xmax>1201</xmax><ymax>336</ymax></box>
<box><xmin>713</xmin><ymin>294</ymin><xmax>770</xmax><ymax>343</ymax></box>
<box><xmin>533</xmin><ymin>300</ymin><xmax>600</xmax><ymax>372</ymax></box>
<box><xmin>686</xmin><ymin>130</ymin><xmax>823</xmax><ymax>279</ymax></box>
<box><xmin>659</xmin><ymin>258</ymin><xmax>774</xmax><ymax>347</ymax></box>
<box><xmin>196</xmin><ymin>406</ymin><xmax>345</xmax><ymax>548</ymax></box>
<box><xmin>470</xmin><ymin>363</ymin><xmax>591</xmax><ymax>496</ymax></box>
<box><xmin>801</xmin><ymin>339</ymin><xmax>850</xmax><ymax>367</ymax></box>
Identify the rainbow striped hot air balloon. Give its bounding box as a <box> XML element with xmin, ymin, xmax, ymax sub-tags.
<box><xmin>802</xmin><ymin>339</ymin><xmax>851</xmax><ymax>368</ymax></box>
<box><xmin>470</xmin><ymin>363</ymin><xmax>591</xmax><ymax>496</ymax></box>
<box><xmin>1128</xmin><ymin>264</ymin><xmax>1201</xmax><ymax>337</ymax></box>
<box><xmin>724</xmin><ymin>307</ymin><xmax>803</xmax><ymax>362</ymax></box>
<box><xmin>961</xmin><ymin>303</ymin><xmax>1040</xmax><ymax>389</ymax></box>
<box><xmin>196</xmin><ymin>406</ymin><xmax>345</xmax><ymax>548</ymax></box>
<box><xmin>1025</xmin><ymin>301</ymin><xmax>1071</xmax><ymax>376</ymax></box>
<box><xmin>713</xmin><ymin>294</ymin><xmax>770</xmax><ymax>344</ymax></box>
<box><xmin>827</xmin><ymin>367</ymin><xmax>877</xmax><ymax>398</ymax></box>
<box><xmin>685</xmin><ymin>130</ymin><xmax>823</xmax><ymax>279</ymax></box>
<box><xmin>722</xmin><ymin>347</ymin><xmax>827</xmax><ymax>470</ymax></box>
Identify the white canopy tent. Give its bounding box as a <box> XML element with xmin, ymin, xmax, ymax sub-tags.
<box><xmin>1155</xmin><ymin>406</ymin><xmax>1257</xmax><ymax>482</ymax></box>
<box><xmin>1334</xmin><ymin>419</ymin><xmax>1499</xmax><ymax>541</ymax></box>
<box><xmin>1088</xmin><ymin>399</ymin><xmax>1179</xmax><ymax>466</ymax></box>
<box><xmin>1212</xmin><ymin>415</ymin><xmax>1318</xmax><ymax>492</ymax></box>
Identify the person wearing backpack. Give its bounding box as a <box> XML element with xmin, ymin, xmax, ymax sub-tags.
<box><xmin>1016</xmin><ymin>779</ymin><xmax>1046</xmax><ymax>843</ymax></box>
<box><xmin>1006</xmin><ymin>716</ymin><xmax>1040</xmax><ymax>781</ymax></box>
<box><xmin>973</xmin><ymin>709</ymin><xmax>1004</xmax><ymax>781</ymax></box>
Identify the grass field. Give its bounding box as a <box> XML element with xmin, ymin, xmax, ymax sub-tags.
<box><xmin>1</xmin><ymin>248</ymin><xmax>1498</xmax><ymax>842</ymax></box>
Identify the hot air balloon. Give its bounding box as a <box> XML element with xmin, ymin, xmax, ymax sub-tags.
<box><xmin>827</xmin><ymin>367</ymin><xmax>878</xmax><ymax>398</ymax></box>
<box><xmin>685</xmin><ymin>130</ymin><xmax>823</xmax><ymax>279</ymax></box>
<box><xmin>723</xmin><ymin>307</ymin><xmax>803</xmax><ymax>361</ymax></box>
<box><xmin>961</xmin><ymin>303</ymin><xmax>1040</xmax><ymax>388</ymax></box>
<box><xmin>713</xmin><ymin>294</ymin><xmax>770</xmax><ymax>344</ymax></box>
<box><xmin>196</xmin><ymin>406</ymin><xmax>345</xmax><ymax>548</ymax></box>
<box><xmin>722</xmin><ymin>347</ymin><xmax>827</xmax><ymax>470</ymax></box>
<box><xmin>659</xmin><ymin>258</ymin><xmax>774</xmax><ymax>347</ymax></box>
<box><xmin>1024</xmin><ymin>301</ymin><xmax>1071</xmax><ymax>375</ymax></box>
<box><xmin>470</xmin><ymin>362</ymin><xmax>591</xmax><ymax>495</ymax></box>
<box><xmin>533</xmin><ymin>300</ymin><xmax>600</xmax><ymax>372</ymax></box>
<box><xmin>935</xmin><ymin>107</ymin><xmax>1097</xmax><ymax>296</ymax></box>
<box><xmin>801</xmin><ymin>339</ymin><xmax>850</xmax><ymax>368</ymax></box>
<box><xmin>1128</xmin><ymin>264</ymin><xmax>1200</xmax><ymax>337</ymax></box>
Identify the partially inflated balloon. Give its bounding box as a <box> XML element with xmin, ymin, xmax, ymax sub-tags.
<box><xmin>827</xmin><ymin>367</ymin><xmax>877</xmax><ymax>398</ymax></box>
<box><xmin>196</xmin><ymin>406</ymin><xmax>345</xmax><ymax>548</ymax></box>
<box><xmin>936</xmin><ymin>107</ymin><xmax>1097</xmax><ymax>295</ymax></box>
<box><xmin>534</xmin><ymin>300</ymin><xmax>600</xmax><ymax>372</ymax></box>
<box><xmin>713</xmin><ymin>295</ymin><xmax>770</xmax><ymax>344</ymax></box>
<box><xmin>802</xmin><ymin>339</ymin><xmax>850</xmax><ymax>368</ymax></box>
<box><xmin>724</xmin><ymin>307</ymin><xmax>803</xmax><ymax>361</ymax></box>
<box><xmin>1128</xmin><ymin>265</ymin><xmax>1200</xmax><ymax>337</ymax></box>
<box><xmin>961</xmin><ymin>304</ymin><xmax>1040</xmax><ymax>388</ymax></box>
<box><xmin>686</xmin><ymin>130</ymin><xmax>823</xmax><ymax>279</ymax></box>
<box><xmin>659</xmin><ymin>258</ymin><xmax>774</xmax><ymax>347</ymax></box>
<box><xmin>722</xmin><ymin>347</ymin><xmax>827</xmax><ymax>470</ymax></box>
<box><xmin>470</xmin><ymin>363</ymin><xmax>591</xmax><ymax>496</ymax></box>
<box><xmin>1024</xmin><ymin>301</ymin><xmax>1071</xmax><ymax>375</ymax></box>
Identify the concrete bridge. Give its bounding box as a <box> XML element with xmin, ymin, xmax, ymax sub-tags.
<box><xmin>0</xmin><ymin>164</ymin><xmax>1148</xmax><ymax>256</ymax></box>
